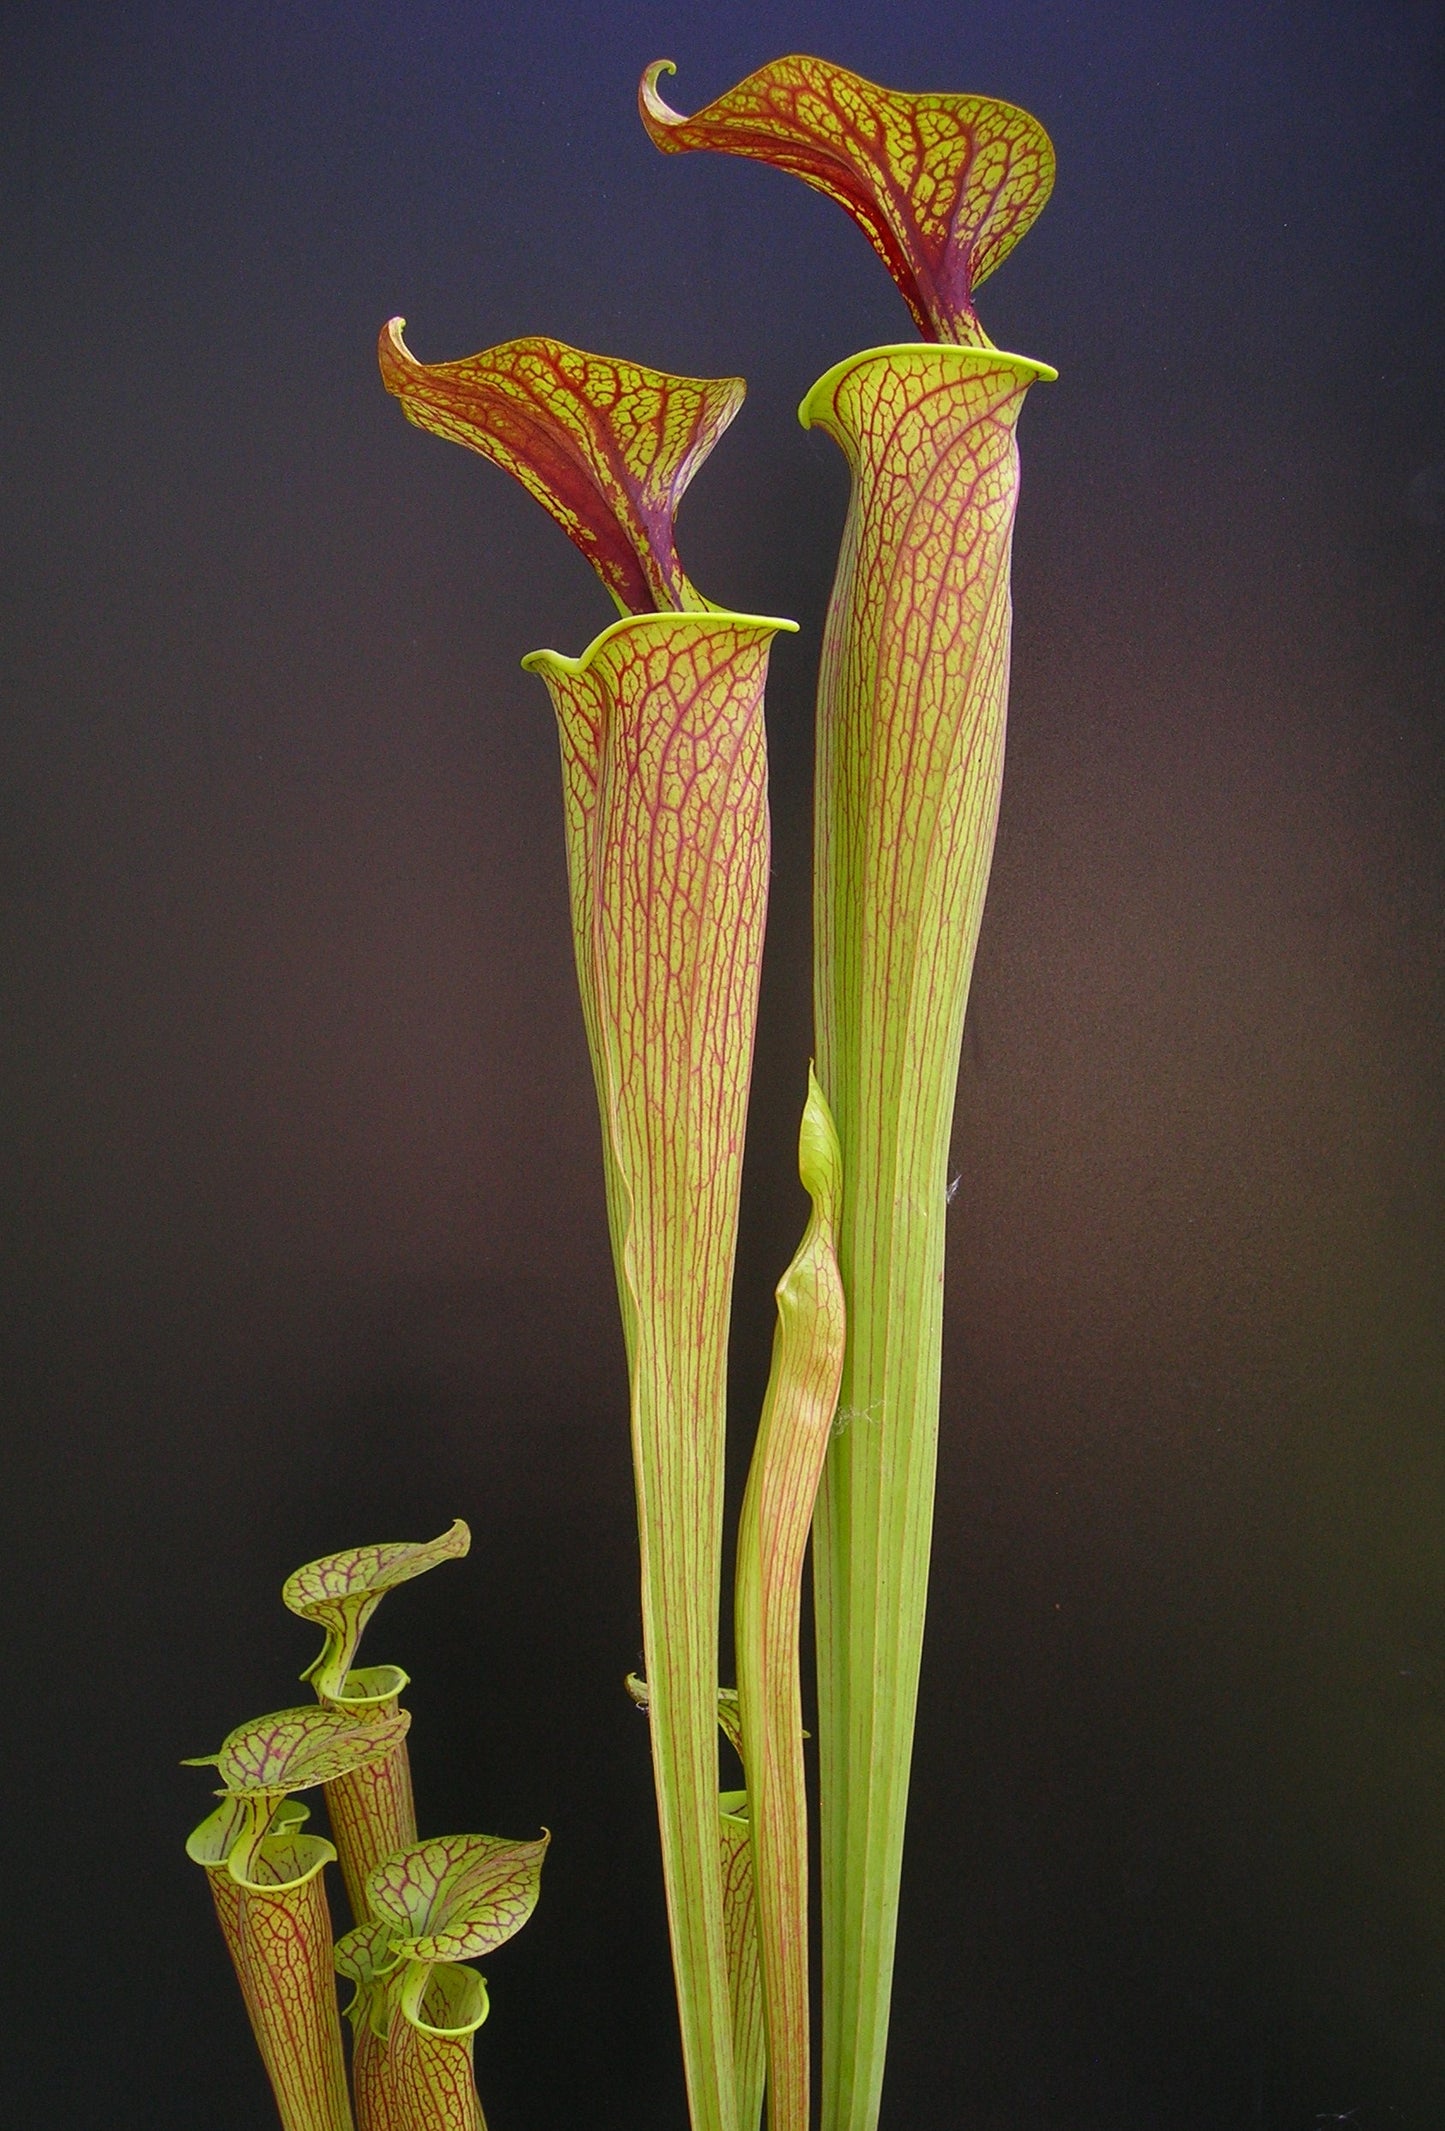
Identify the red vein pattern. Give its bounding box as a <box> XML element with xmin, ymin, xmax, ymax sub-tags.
<box><xmin>640</xmin><ymin>56</ymin><xmax>1054</xmax><ymax>344</ymax></box>
<box><xmin>232</xmin><ymin>1832</ymin><xmax>355</xmax><ymax>2131</ymax></box>
<box><xmin>718</xmin><ymin>1794</ymin><xmax>765</xmax><ymax>2131</ymax></box>
<box><xmin>191</xmin><ymin>1703</ymin><xmax>411</xmax><ymax>1883</ymax></box>
<box><xmin>283</xmin><ymin>1527</ymin><xmax>470</xmax><ymax>1618</ymax></box>
<box><xmin>348</xmin><ymin>1963</ymin><xmax>490</xmax><ymax>2131</ymax></box>
<box><xmin>323</xmin><ymin>1733</ymin><xmax>418</xmax><ymax>1929</ymax></box>
<box><xmin>802</xmin><ymin>340</ymin><xmax>1053</xmax><ymax>2131</ymax></box>
<box><xmin>350</xmin><ymin>2015</ymin><xmax>397</xmax><ymax>2131</ymax></box>
<box><xmin>188</xmin><ymin>1798</ymin><xmax>259</xmax><ymax>2036</ymax></box>
<box><xmin>394</xmin><ymin>1965</ymin><xmax>490</xmax><ymax>2131</ymax></box>
<box><xmin>367</xmin><ymin>1832</ymin><xmax>549</xmax><ymax>1963</ymax></box>
<box><xmin>189</xmin><ymin>1800</ymin><xmax>314</xmax><ymax>2051</ymax></box>
<box><xmin>733</xmin><ymin>1075</ymin><xmax>846</xmax><ymax>2131</ymax></box>
<box><xmin>338</xmin><ymin>1889</ymin><xmax>501</xmax><ymax>2131</ymax></box>
<box><xmin>210</xmin><ymin>1706</ymin><xmax>412</xmax><ymax>1799</ymax></box>
<box><xmin>336</xmin><ymin>1922</ymin><xmax>407</xmax><ymax>2131</ymax></box>
<box><xmin>523</xmin><ymin>608</ymin><xmax>793</xmax><ymax>2131</ymax></box>
<box><xmin>380</xmin><ymin>324</ymin><xmax>742</xmax><ymax>614</ymax></box>
<box><xmin>384</xmin><ymin>1966</ymin><xmax>488</xmax><ymax>2131</ymax></box>
<box><xmin>283</xmin><ymin>1522</ymin><xmax>470</xmax><ymax>1698</ymax></box>
<box><xmin>385</xmin><ymin>2021</ymin><xmax>486</xmax><ymax>2131</ymax></box>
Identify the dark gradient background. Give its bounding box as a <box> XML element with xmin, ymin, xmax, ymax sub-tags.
<box><xmin>3</xmin><ymin>3</ymin><xmax>1442</xmax><ymax>2126</ymax></box>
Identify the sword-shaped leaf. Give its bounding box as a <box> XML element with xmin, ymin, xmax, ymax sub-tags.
<box><xmin>380</xmin><ymin>324</ymin><xmax>742</xmax><ymax>616</ymax></box>
<box><xmin>640</xmin><ymin>54</ymin><xmax>1054</xmax><ymax>345</ymax></box>
<box><xmin>283</xmin><ymin>1521</ymin><xmax>470</xmax><ymax>1700</ymax></box>
<box><xmin>628</xmin><ymin>1693</ymin><xmax>765</xmax><ymax>2130</ymax></box>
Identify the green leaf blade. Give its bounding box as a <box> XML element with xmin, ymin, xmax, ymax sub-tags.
<box><xmin>525</xmin><ymin>605</ymin><xmax>794</xmax><ymax>2131</ymax></box>
<box><xmin>209</xmin><ymin>1703</ymin><xmax>413</xmax><ymax>1798</ymax></box>
<box><xmin>733</xmin><ymin>1071</ymin><xmax>846</xmax><ymax>2131</ymax></box>
<box><xmin>283</xmin><ymin>1522</ymin><xmax>469</xmax><ymax>1698</ymax></box>
<box><xmin>718</xmin><ymin>1794</ymin><xmax>765</xmax><ymax>2131</ymax></box>
<box><xmin>804</xmin><ymin>341</ymin><xmax>1051</xmax><ymax>2131</ymax></box>
<box><xmin>366</xmin><ymin>1832</ymin><xmax>549</xmax><ymax>1964</ymax></box>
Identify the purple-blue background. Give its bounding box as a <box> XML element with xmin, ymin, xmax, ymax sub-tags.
<box><xmin>3</xmin><ymin>3</ymin><xmax>1443</xmax><ymax>2125</ymax></box>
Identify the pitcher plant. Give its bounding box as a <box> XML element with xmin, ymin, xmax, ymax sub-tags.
<box><xmin>642</xmin><ymin>54</ymin><xmax>1055</xmax><ymax>2131</ymax></box>
<box><xmin>187</xmin><ymin>45</ymin><xmax>1056</xmax><ymax>2131</ymax></box>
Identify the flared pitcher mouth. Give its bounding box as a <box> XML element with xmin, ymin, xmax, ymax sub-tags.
<box><xmin>800</xmin><ymin>340</ymin><xmax>1057</xmax><ymax>429</ymax></box>
<box><xmin>521</xmin><ymin>603</ymin><xmax>798</xmax><ymax>681</ymax></box>
<box><xmin>228</xmin><ymin>1829</ymin><xmax>337</xmax><ymax>1894</ymax></box>
<box><xmin>328</xmin><ymin>1663</ymin><xmax>410</xmax><ymax>1713</ymax></box>
<box><xmin>400</xmin><ymin>1959</ymin><xmax>491</xmax><ymax>2039</ymax></box>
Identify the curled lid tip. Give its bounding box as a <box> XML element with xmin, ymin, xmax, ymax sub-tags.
<box><xmin>639</xmin><ymin>58</ymin><xmax>680</xmax><ymax>126</ymax></box>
